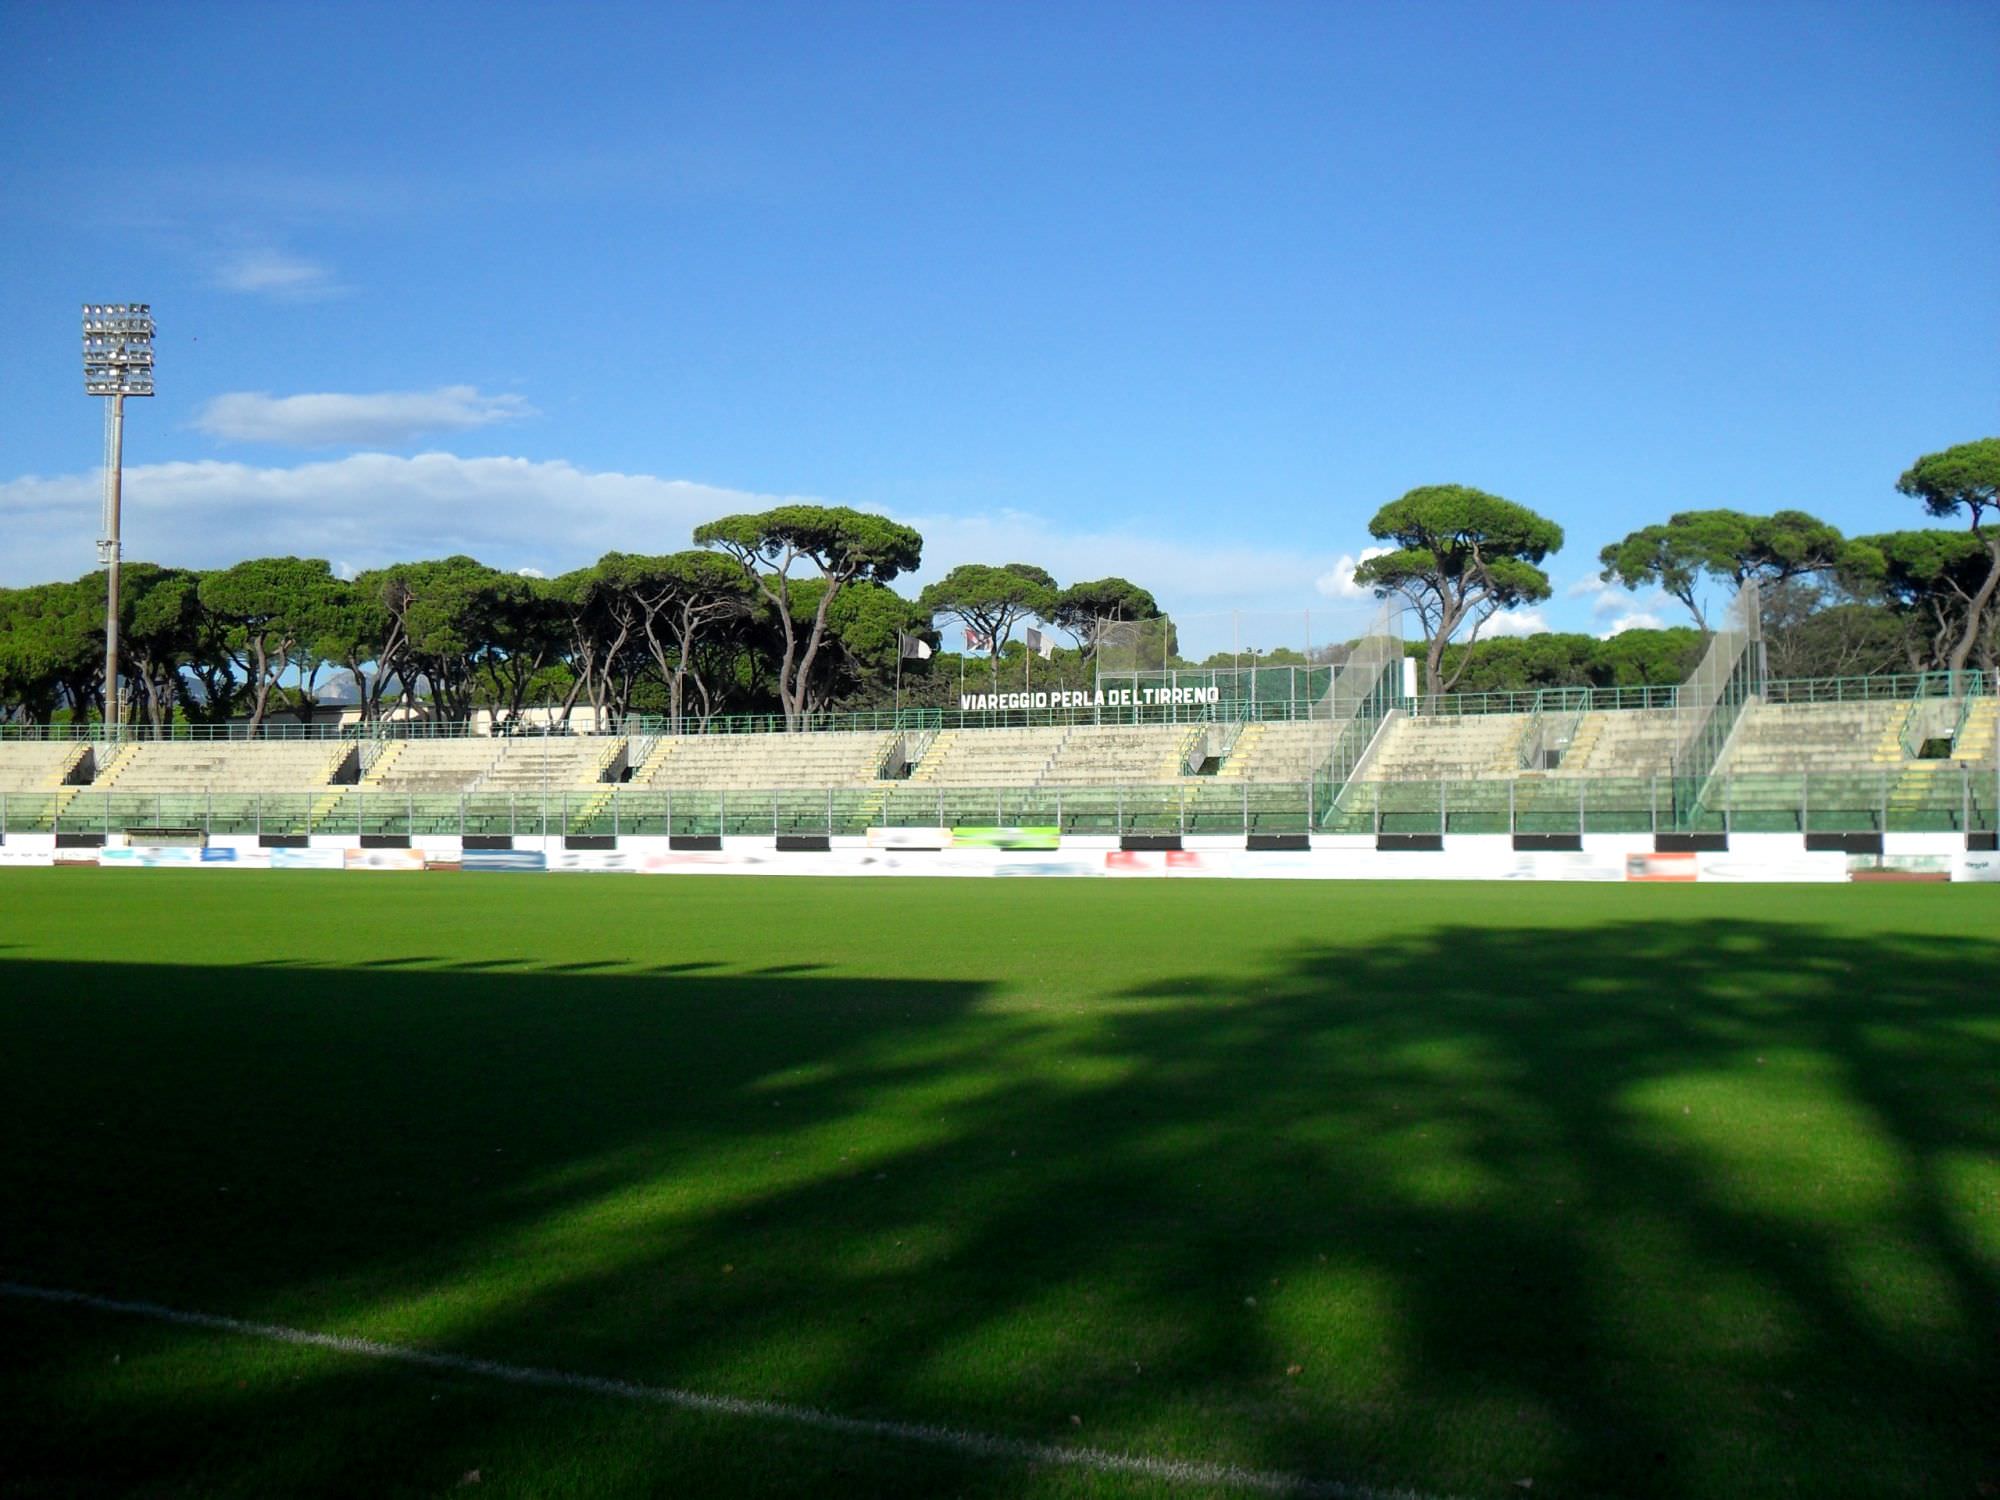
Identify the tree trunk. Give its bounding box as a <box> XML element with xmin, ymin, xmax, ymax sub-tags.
<box><xmin>1946</xmin><ymin>534</ymin><xmax>2000</xmax><ymax>677</ymax></box>
<box><xmin>789</xmin><ymin>577</ymin><xmax>843</xmax><ymax>732</ymax></box>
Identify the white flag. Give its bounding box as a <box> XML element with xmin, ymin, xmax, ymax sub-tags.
<box><xmin>1025</xmin><ymin>626</ymin><xmax>1054</xmax><ymax>661</ymax></box>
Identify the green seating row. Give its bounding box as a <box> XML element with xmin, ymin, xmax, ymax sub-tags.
<box><xmin>5</xmin><ymin>773</ymin><xmax>1990</xmax><ymax>839</ymax></box>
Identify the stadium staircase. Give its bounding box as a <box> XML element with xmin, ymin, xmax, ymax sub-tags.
<box><xmin>905</xmin><ymin>730</ymin><xmax>957</xmax><ymax>782</ymax></box>
<box><xmin>1706</xmin><ymin>700</ymin><xmax>1910</xmax><ymax>830</ymax></box>
<box><xmin>0</xmin><ymin>741</ymin><xmax>93</xmax><ymax>792</ymax></box>
<box><xmin>1358</xmin><ymin>713</ymin><xmax>1532</xmax><ymax>781</ymax></box>
<box><xmin>1886</xmin><ymin>698</ymin><xmax>1998</xmax><ymax>829</ymax></box>
<box><xmin>907</xmin><ymin>726</ymin><xmax>1069</xmax><ymax>786</ymax></box>
<box><xmin>357</xmin><ymin>741</ymin><xmax>405</xmax><ymax>786</ymax></box>
<box><xmin>1554</xmin><ymin>709</ymin><xmax>1680</xmax><ymax>776</ymax></box>
<box><xmin>1038</xmin><ymin>725</ymin><xmax>1190</xmax><ymax>784</ymax></box>
<box><xmin>85</xmin><ymin>742</ymin><xmax>140</xmax><ymax>787</ymax></box>
<box><xmin>633</xmin><ymin>731</ymin><xmax>895</xmax><ymax>789</ymax></box>
<box><xmin>837</xmin><ymin>732</ymin><xmax>935</xmax><ymax>831</ymax></box>
<box><xmin>53</xmin><ymin>741</ymin><xmax>351</xmax><ymax>837</ymax></box>
<box><xmin>1214</xmin><ymin>723</ymin><xmax>1264</xmax><ymax>779</ymax></box>
<box><xmin>0</xmin><ymin>742</ymin><xmax>98</xmax><ymax>831</ymax></box>
<box><xmin>555</xmin><ymin>739</ymin><xmax>636</xmax><ymax>835</ymax></box>
<box><xmin>362</xmin><ymin>740</ymin><xmax>504</xmax><ymax>792</ymax></box>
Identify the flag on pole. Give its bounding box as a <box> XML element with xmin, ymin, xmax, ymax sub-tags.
<box><xmin>964</xmin><ymin>629</ymin><xmax>994</xmax><ymax>652</ymax></box>
<box><xmin>1025</xmin><ymin>626</ymin><xmax>1054</xmax><ymax>661</ymax></box>
<box><xmin>898</xmin><ymin>633</ymin><xmax>933</xmax><ymax>660</ymax></box>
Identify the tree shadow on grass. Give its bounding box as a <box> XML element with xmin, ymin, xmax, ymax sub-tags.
<box><xmin>1</xmin><ymin>916</ymin><xmax>1996</xmax><ymax>1499</ymax></box>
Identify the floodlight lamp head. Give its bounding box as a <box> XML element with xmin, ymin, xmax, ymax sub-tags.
<box><xmin>82</xmin><ymin>302</ymin><xmax>156</xmax><ymax>397</ymax></box>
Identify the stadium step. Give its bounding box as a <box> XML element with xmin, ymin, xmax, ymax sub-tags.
<box><xmin>570</xmin><ymin>786</ymin><xmax>616</xmax><ymax>832</ymax></box>
<box><xmin>358</xmin><ymin>740</ymin><xmax>406</xmax><ymax>787</ymax></box>
<box><xmin>1554</xmin><ymin>714</ymin><xmax>1601</xmax><ymax>770</ymax></box>
<box><xmin>89</xmin><ymin>742</ymin><xmax>141</xmax><ymax>789</ymax></box>
<box><xmin>308</xmin><ymin>789</ymin><xmax>351</xmax><ymax>832</ymax></box>
<box><xmin>1870</xmin><ymin>713</ymin><xmax>1907</xmax><ymax>766</ymax></box>
<box><xmin>906</xmin><ymin>730</ymin><xmax>959</xmax><ymax>782</ymax></box>
<box><xmin>1214</xmin><ymin>722</ymin><xmax>1263</xmax><ymax>779</ymax></box>
<box><xmin>632</xmin><ymin>736</ymin><xmax>679</xmax><ymax>784</ymax></box>
<box><xmin>1953</xmin><ymin>705</ymin><xmax>1996</xmax><ymax>762</ymax></box>
<box><xmin>47</xmin><ymin>784</ymin><xmax>84</xmax><ymax>832</ymax></box>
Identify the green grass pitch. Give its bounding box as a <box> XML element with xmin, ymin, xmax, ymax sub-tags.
<box><xmin>1</xmin><ymin>869</ymin><xmax>1995</xmax><ymax>1499</ymax></box>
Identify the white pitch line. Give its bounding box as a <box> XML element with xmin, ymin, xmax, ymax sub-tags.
<box><xmin>2</xmin><ymin>1281</ymin><xmax>1456</xmax><ymax>1500</ymax></box>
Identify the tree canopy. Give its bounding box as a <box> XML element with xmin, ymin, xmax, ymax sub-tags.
<box><xmin>1895</xmin><ymin>438</ymin><xmax>2000</xmax><ymax>674</ymax></box>
<box><xmin>15</xmin><ymin>447</ymin><xmax>1998</xmax><ymax>732</ymax></box>
<box><xmin>198</xmin><ymin>557</ymin><xmax>347</xmax><ymax>733</ymax></box>
<box><xmin>1841</xmin><ymin>529</ymin><xmax>1994</xmax><ymax>677</ymax></box>
<box><xmin>1597</xmin><ymin>509</ymin><xmax>1844</xmax><ymax>630</ymax></box>
<box><xmin>1049</xmin><ymin>577</ymin><xmax>1162</xmax><ymax>657</ymax></box>
<box><xmin>695</xmin><ymin>506</ymin><xmax>924</xmax><ymax>728</ymax></box>
<box><xmin>1354</xmin><ymin>484</ymin><xmax>1563</xmax><ymax>700</ymax></box>
<box><xmin>917</xmin><ymin>563</ymin><xmax>1058</xmax><ymax>678</ymax></box>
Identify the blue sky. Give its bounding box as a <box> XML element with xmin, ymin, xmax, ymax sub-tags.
<box><xmin>2</xmin><ymin>0</ymin><xmax>1994</xmax><ymax>648</ymax></box>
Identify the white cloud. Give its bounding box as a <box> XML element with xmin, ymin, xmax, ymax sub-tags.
<box><xmin>214</xmin><ymin>248</ymin><xmax>341</xmax><ymax>299</ymax></box>
<box><xmin>0</xmin><ymin>453</ymin><xmax>743</xmax><ymax>587</ymax></box>
<box><xmin>1598</xmin><ymin>611</ymin><xmax>1667</xmax><ymax>638</ymax></box>
<box><xmin>0</xmin><ymin>453</ymin><xmax>1383</xmax><ymax>656</ymax></box>
<box><xmin>194</xmin><ymin>387</ymin><xmax>536</xmax><ymax>447</ymax></box>
<box><xmin>1479</xmin><ymin>609</ymin><xmax>1551</xmax><ymax>639</ymax></box>
<box><xmin>1567</xmin><ymin>569</ymin><xmax>1683</xmax><ymax>629</ymax></box>
<box><xmin>1314</xmin><ymin>546</ymin><xmax>1393</xmax><ymax>600</ymax></box>
<box><xmin>1564</xmin><ymin>571</ymin><xmax>1608</xmax><ymax>600</ymax></box>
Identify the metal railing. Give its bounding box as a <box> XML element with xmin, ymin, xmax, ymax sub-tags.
<box><xmin>1759</xmin><ymin>670</ymin><xmax>1985</xmax><ymax>705</ymax></box>
<box><xmin>7</xmin><ymin>765</ymin><xmax>1993</xmax><ymax>841</ymax></box>
<box><xmin>1424</xmin><ymin>683</ymin><xmax>1681</xmax><ymax>717</ymax></box>
<box><xmin>6</xmin><ymin>669</ymin><xmax>1993</xmax><ymax>743</ymax></box>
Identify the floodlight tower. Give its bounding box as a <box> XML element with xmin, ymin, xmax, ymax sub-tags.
<box><xmin>82</xmin><ymin>304</ymin><xmax>155</xmax><ymax>738</ymax></box>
